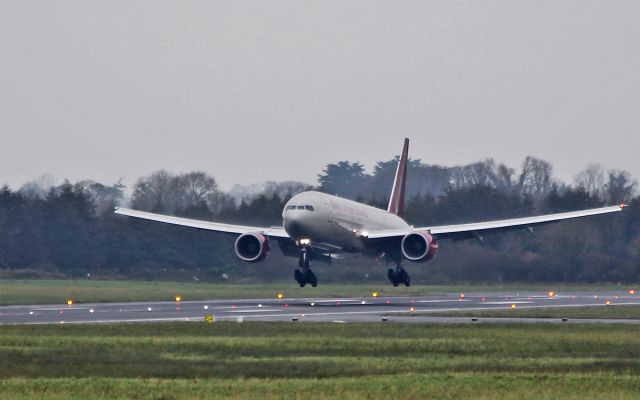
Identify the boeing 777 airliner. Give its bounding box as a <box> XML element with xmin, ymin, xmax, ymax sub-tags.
<box><xmin>115</xmin><ymin>139</ymin><xmax>626</xmax><ymax>287</ymax></box>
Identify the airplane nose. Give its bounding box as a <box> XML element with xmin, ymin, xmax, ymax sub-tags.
<box><xmin>284</xmin><ymin>217</ymin><xmax>305</xmax><ymax>239</ymax></box>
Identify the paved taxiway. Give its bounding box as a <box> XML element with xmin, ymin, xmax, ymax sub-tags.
<box><xmin>1</xmin><ymin>291</ymin><xmax>639</xmax><ymax>325</ymax></box>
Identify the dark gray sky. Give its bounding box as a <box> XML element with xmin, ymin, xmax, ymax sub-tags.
<box><xmin>1</xmin><ymin>1</ymin><xmax>638</xmax><ymax>190</ymax></box>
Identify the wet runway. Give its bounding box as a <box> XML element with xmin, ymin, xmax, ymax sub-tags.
<box><xmin>1</xmin><ymin>290</ymin><xmax>639</xmax><ymax>325</ymax></box>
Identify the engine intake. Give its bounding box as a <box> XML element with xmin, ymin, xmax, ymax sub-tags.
<box><xmin>401</xmin><ymin>231</ymin><xmax>438</xmax><ymax>262</ymax></box>
<box><xmin>234</xmin><ymin>232</ymin><xmax>270</xmax><ymax>263</ymax></box>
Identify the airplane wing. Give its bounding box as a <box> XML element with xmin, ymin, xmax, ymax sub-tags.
<box><xmin>114</xmin><ymin>207</ymin><xmax>290</xmax><ymax>238</ymax></box>
<box><xmin>366</xmin><ymin>204</ymin><xmax>626</xmax><ymax>241</ymax></box>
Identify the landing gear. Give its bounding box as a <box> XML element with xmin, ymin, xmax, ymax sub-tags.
<box><xmin>294</xmin><ymin>268</ymin><xmax>317</xmax><ymax>287</ymax></box>
<box><xmin>295</xmin><ymin>246</ymin><xmax>317</xmax><ymax>287</ymax></box>
<box><xmin>387</xmin><ymin>266</ymin><xmax>410</xmax><ymax>287</ymax></box>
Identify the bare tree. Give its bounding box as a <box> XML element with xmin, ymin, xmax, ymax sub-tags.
<box><xmin>603</xmin><ymin>170</ymin><xmax>637</xmax><ymax>204</ymax></box>
<box><xmin>495</xmin><ymin>163</ymin><xmax>516</xmax><ymax>192</ymax></box>
<box><xmin>19</xmin><ymin>174</ymin><xmax>57</xmax><ymax>200</ymax></box>
<box><xmin>448</xmin><ymin>159</ymin><xmax>515</xmax><ymax>193</ymax></box>
<box><xmin>518</xmin><ymin>156</ymin><xmax>553</xmax><ymax>206</ymax></box>
<box><xmin>449</xmin><ymin>159</ymin><xmax>499</xmax><ymax>189</ymax></box>
<box><xmin>131</xmin><ymin>170</ymin><xmax>181</xmax><ymax>213</ymax></box>
<box><xmin>75</xmin><ymin>179</ymin><xmax>125</xmax><ymax>216</ymax></box>
<box><xmin>574</xmin><ymin>163</ymin><xmax>605</xmax><ymax>198</ymax></box>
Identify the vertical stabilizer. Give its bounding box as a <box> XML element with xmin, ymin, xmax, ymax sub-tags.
<box><xmin>387</xmin><ymin>138</ymin><xmax>409</xmax><ymax>217</ymax></box>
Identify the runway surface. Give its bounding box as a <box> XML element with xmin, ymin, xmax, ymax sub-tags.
<box><xmin>1</xmin><ymin>290</ymin><xmax>639</xmax><ymax>325</ymax></box>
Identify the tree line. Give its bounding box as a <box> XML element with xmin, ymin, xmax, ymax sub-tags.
<box><xmin>0</xmin><ymin>156</ymin><xmax>638</xmax><ymax>283</ymax></box>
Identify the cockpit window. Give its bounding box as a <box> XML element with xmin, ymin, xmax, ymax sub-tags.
<box><xmin>286</xmin><ymin>205</ymin><xmax>314</xmax><ymax>211</ymax></box>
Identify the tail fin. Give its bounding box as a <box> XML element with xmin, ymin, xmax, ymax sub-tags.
<box><xmin>387</xmin><ymin>138</ymin><xmax>409</xmax><ymax>217</ymax></box>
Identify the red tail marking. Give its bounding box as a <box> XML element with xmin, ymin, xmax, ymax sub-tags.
<box><xmin>387</xmin><ymin>138</ymin><xmax>409</xmax><ymax>217</ymax></box>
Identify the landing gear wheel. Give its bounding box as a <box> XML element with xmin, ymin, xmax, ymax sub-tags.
<box><xmin>388</xmin><ymin>268</ymin><xmax>399</xmax><ymax>287</ymax></box>
<box><xmin>388</xmin><ymin>267</ymin><xmax>410</xmax><ymax>287</ymax></box>
<box><xmin>305</xmin><ymin>269</ymin><xmax>318</xmax><ymax>287</ymax></box>
<box><xmin>294</xmin><ymin>268</ymin><xmax>317</xmax><ymax>287</ymax></box>
<box><xmin>399</xmin><ymin>269</ymin><xmax>411</xmax><ymax>287</ymax></box>
<box><xmin>294</xmin><ymin>269</ymin><xmax>306</xmax><ymax>287</ymax></box>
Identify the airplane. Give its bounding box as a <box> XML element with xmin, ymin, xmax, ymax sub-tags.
<box><xmin>115</xmin><ymin>138</ymin><xmax>626</xmax><ymax>287</ymax></box>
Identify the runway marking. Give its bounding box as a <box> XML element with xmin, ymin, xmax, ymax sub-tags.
<box><xmin>416</xmin><ymin>299</ymin><xmax>470</xmax><ymax>303</ymax></box>
<box><xmin>223</xmin><ymin>309</ymin><xmax>280</xmax><ymax>313</ymax></box>
<box><xmin>302</xmin><ymin>299</ymin><xmax>364</xmax><ymax>303</ymax></box>
<box><xmin>483</xmin><ymin>301</ymin><xmax>534</xmax><ymax>305</ymax></box>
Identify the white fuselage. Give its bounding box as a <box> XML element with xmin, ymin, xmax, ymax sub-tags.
<box><xmin>282</xmin><ymin>191</ymin><xmax>409</xmax><ymax>252</ymax></box>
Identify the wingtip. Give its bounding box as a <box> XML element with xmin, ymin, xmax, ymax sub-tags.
<box><xmin>620</xmin><ymin>203</ymin><xmax>628</xmax><ymax>209</ymax></box>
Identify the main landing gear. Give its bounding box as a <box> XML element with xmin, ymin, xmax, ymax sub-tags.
<box><xmin>388</xmin><ymin>265</ymin><xmax>411</xmax><ymax>287</ymax></box>
<box><xmin>294</xmin><ymin>246</ymin><xmax>317</xmax><ymax>287</ymax></box>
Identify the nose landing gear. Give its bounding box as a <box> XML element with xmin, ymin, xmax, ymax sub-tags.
<box><xmin>295</xmin><ymin>246</ymin><xmax>317</xmax><ymax>287</ymax></box>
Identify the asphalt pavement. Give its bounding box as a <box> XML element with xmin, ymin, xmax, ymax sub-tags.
<box><xmin>1</xmin><ymin>290</ymin><xmax>639</xmax><ymax>325</ymax></box>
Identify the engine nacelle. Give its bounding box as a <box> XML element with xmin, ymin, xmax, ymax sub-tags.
<box><xmin>234</xmin><ymin>232</ymin><xmax>270</xmax><ymax>263</ymax></box>
<box><xmin>401</xmin><ymin>231</ymin><xmax>439</xmax><ymax>262</ymax></box>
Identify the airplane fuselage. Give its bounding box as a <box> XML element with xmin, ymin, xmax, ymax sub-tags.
<box><xmin>282</xmin><ymin>191</ymin><xmax>409</xmax><ymax>252</ymax></box>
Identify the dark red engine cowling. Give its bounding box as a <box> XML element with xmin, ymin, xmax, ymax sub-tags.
<box><xmin>401</xmin><ymin>231</ymin><xmax>439</xmax><ymax>262</ymax></box>
<box><xmin>234</xmin><ymin>232</ymin><xmax>270</xmax><ymax>263</ymax></box>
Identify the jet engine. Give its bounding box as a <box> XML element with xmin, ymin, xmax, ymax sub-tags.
<box><xmin>234</xmin><ymin>232</ymin><xmax>270</xmax><ymax>263</ymax></box>
<box><xmin>401</xmin><ymin>231</ymin><xmax>438</xmax><ymax>262</ymax></box>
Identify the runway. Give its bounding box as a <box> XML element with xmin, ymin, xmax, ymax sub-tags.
<box><xmin>1</xmin><ymin>290</ymin><xmax>639</xmax><ymax>325</ymax></box>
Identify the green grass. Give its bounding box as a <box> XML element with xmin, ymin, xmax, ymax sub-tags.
<box><xmin>407</xmin><ymin>304</ymin><xmax>640</xmax><ymax>320</ymax></box>
<box><xmin>0</xmin><ymin>322</ymin><xmax>639</xmax><ymax>399</ymax></box>
<box><xmin>0</xmin><ymin>279</ymin><xmax>632</xmax><ymax>305</ymax></box>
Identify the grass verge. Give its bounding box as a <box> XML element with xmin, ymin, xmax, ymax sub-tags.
<box><xmin>0</xmin><ymin>322</ymin><xmax>639</xmax><ymax>399</ymax></box>
<box><xmin>0</xmin><ymin>279</ymin><xmax>632</xmax><ymax>305</ymax></box>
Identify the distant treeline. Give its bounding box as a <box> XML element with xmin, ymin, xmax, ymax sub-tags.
<box><xmin>0</xmin><ymin>157</ymin><xmax>638</xmax><ymax>283</ymax></box>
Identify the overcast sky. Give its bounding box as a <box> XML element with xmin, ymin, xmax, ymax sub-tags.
<box><xmin>1</xmin><ymin>1</ymin><xmax>638</xmax><ymax>190</ymax></box>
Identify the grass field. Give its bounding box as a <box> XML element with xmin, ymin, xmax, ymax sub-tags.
<box><xmin>0</xmin><ymin>322</ymin><xmax>639</xmax><ymax>399</ymax></box>
<box><xmin>407</xmin><ymin>304</ymin><xmax>640</xmax><ymax>320</ymax></box>
<box><xmin>0</xmin><ymin>279</ymin><xmax>632</xmax><ymax>305</ymax></box>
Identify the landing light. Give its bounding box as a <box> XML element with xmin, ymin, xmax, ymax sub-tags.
<box><xmin>361</xmin><ymin>231</ymin><xmax>369</xmax><ymax>237</ymax></box>
<box><xmin>277</xmin><ymin>293</ymin><xmax>284</xmax><ymax>299</ymax></box>
<box><xmin>629</xmin><ymin>289</ymin><xmax>637</xmax><ymax>295</ymax></box>
<box><xmin>67</xmin><ymin>299</ymin><xmax>73</xmax><ymax>305</ymax></box>
<box><xmin>409</xmin><ymin>307</ymin><xmax>415</xmax><ymax>313</ymax></box>
<box><xmin>511</xmin><ymin>304</ymin><xmax>517</xmax><ymax>309</ymax></box>
<box><xmin>459</xmin><ymin>293</ymin><xmax>465</xmax><ymax>299</ymax></box>
<box><xmin>605</xmin><ymin>300</ymin><xmax>612</xmax><ymax>305</ymax></box>
<box><xmin>175</xmin><ymin>295</ymin><xmax>182</xmax><ymax>302</ymax></box>
<box><xmin>372</xmin><ymin>292</ymin><xmax>379</xmax><ymax>298</ymax></box>
<box><xmin>548</xmin><ymin>291</ymin><xmax>555</xmax><ymax>298</ymax></box>
<box><xmin>299</xmin><ymin>238</ymin><xmax>311</xmax><ymax>245</ymax></box>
